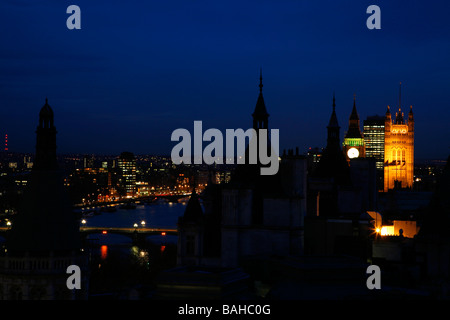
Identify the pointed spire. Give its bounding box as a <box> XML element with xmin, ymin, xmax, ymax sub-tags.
<box><xmin>328</xmin><ymin>93</ymin><xmax>339</xmax><ymax>129</ymax></box>
<box><xmin>399</xmin><ymin>81</ymin><xmax>402</xmax><ymax>110</ymax></box>
<box><xmin>345</xmin><ymin>93</ymin><xmax>362</xmax><ymax>139</ymax></box>
<box><xmin>259</xmin><ymin>67</ymin><xmax>263</xmax><ymax>93</ymax></box>
<box><xmin>350</xmin><ymin>93</ymin><xmax>359</xmax><ymax>121</ymax></box>
<box><xmin>252</xmin><ymin>68</ymin><xmax>269</xmax><ymax>129</ymax></box>
<box><xmin>182</xmin><ymin>188</ymin><xmax>203</xmax><ymax>222</ymax></box>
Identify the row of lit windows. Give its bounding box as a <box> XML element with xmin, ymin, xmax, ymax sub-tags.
<box><xmin>391</xmin><ymin>149</ymin><xmax>406</xmax><ymax>162</ymax></box>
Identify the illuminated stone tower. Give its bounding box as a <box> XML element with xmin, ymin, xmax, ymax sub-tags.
<box><xmin>383</xmin><ymin>85</ymin><xmax>414</xmax><ymax>192</ymax></box>
<box><xmin>343</xmin><ymin>95</ymin><xmax>365</xmax><ymax>162</ymax></box>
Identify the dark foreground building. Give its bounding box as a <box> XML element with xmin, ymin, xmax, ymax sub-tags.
<box><xmin>0</xmin><ymin>99</ymin><xmax>89</xmax><ymax>300</ymax></box>
<box><xmin>155</xmin><ymin>73</ymin><xmax>309</xmax><ymax>299</ymax></box>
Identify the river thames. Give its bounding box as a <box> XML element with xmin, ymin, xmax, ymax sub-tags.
<box><xmin>82</xmin><ymin>200</ymin><xmax>186</xmax><ymax>244</ymax></box>
<box><xmin>80</xmin><ymin>200</ymin><xmax>189</xmax><ymax>298</ymax></box>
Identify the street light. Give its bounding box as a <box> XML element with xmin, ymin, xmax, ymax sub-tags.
<box><xmin>141</xmin><ymin>220</ymin><xmax>146</xmax><ymax>227</ymax></box>
<box><xmin>133</xmin><ymin>223</ymin><xmax>138</xmax><ymax>228</ymax></box>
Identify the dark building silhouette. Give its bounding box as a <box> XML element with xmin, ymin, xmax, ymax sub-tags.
<box><xmin>177</xmin><ymin>189</ymin><xmax>205</xmax><ymax>266</ymax></box>
<box><xmin>414</xmin><ymin>155</ymin><xmax>450</xmax><ymax>284</ymax></box>
<box><xmin>177</xmin><ymin>73</ymin><xmax>307</xmax><ymax>268</ymax></box>
<box><xmin>308</xmin><ymin>94</ymin><xmax>350</xmax><ymax>217</ymax></box>
<box><xmin>308</xmin><ymin>94</ymin><xmax>378</xmax><ymax>219</ymax></box>
<box><xmin>316</xmin><ymin>94</ymin><xmax>350</xmax><ymax>183</ymax></box>
<box><xmin>161</xmin><ymin>74</ymin><xmax>308</xmax><ymax>299</ymax></box>
<box><xmin>305</xmin><ymin>94</ymin><xmax>377</xmax><ymax>258</ymax></box>
<box><xmin>34</xmin><ymin>99</ymin><xmax>58</xmax><ymax>171</ymax></box>
<box><xmin>232</xmin><ymin>69</ymin><xmax>276</xmax><ymax>185</ymax></box>
<box><xmin>0</xmin><ymin>99</ymin><xmax>89</xmax><ymax>300</ymax></box>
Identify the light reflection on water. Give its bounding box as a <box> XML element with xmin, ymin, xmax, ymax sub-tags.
<box><xmin>101</xmin><ymin>245</ymin><xmax>108</xmax><ymax>260</ymax></box>
<box><xmin>84</xmin><ymin>202</ymin><xmax>185</xmax><ymax>262</ymax></box>
<box><xmin>131</xmin><ymin>245</ymin><xmax>150</xmax><ymax>267</ymax></box>
<box><xmin>83</xmin><ymin>202</ymin><xmax>186</xmax><ymax>231</ymax></box>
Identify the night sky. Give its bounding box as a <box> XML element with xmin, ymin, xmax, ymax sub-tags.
<box><xmin>1</xmin><ymin>0</ymin><xmax>450</xmax><ymax>160</ymax></box>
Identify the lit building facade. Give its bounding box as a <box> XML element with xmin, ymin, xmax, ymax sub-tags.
<box><xmin>363</xmin><ymin>115</ymin><xmax>385</xmax><ymax>190</ymax></box>
<box><xmin>118</xmin><ymin>151</ymin><xmax>137</xmax><ymax>197</ymax></box>
<box><xmin>363</xmin><ymin>115</ymin><xmax>385</xmax><ymax>170</ymax></box>
<box><xmin>384</xmin><ymin>105</ymin><xmax>414</xmax><ymax>192</ymax></box>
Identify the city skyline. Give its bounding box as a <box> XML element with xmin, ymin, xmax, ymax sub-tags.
<box><xmin>2</xmin><ymin>0</ymin><xmax>450</xmax><ymax>303</ymax></box>
<box><xmin>1</xmin><ymin>1</ymin><xmax>450</xmax><ymax>160</ymax></box>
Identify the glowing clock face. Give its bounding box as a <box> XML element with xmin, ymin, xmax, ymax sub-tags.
<box><xmin>347</xmin><ymin>147</ymin><xmax>359</xmax><ymax>159</ymax></box>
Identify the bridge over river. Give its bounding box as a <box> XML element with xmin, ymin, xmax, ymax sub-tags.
<box><xmin>79</xmin><ymin>226</ymin><xmax>177</xmax><ymax>236</ymax></box>
<box><xmin>0</xmin><ymin>226</ymin><xmax>178</xmax><ymax>245</ymax></box>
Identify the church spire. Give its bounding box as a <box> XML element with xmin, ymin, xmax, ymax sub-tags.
<box><xmin>327</xmin><ymin>93</ymin><xmax>341</xmax><ymax>151</ymax></box>
<box><xmin>259</xmin><ymin>67</ymin><xmax>263</xmax><ymax>93</ymax></box>
<box><xmin>328</xmin><ymin>93</ymin><xmax>339</xmax><ymax>129</ymax></box>
<box><xmin>252</xmin><ymin>68</ymin><xmax>269</xmax><ymax>130</ymax></box>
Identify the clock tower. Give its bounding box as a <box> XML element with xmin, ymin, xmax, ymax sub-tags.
<box><xmin>383</xmin><ymin>103</ymin><xmax>414</xmax><ymax>192</ymax></box>
<box><xmin>343</xmin><ymin>95</ymin><xmax>365</xmax><ymax>162</ymax></box>
<box><xmin>383</xmin><ymin>83</ymin><xmax>414</xmax><ymax>192</ymax></box>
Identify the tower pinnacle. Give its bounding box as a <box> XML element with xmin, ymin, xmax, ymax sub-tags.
<box><xmin>35</xmin><ymin>98</ymin><xmax>58</xmax><ymax>170</ymax></box>
<box><xmin>259</xmin><ymin>68</ymin><xmax>263</xmax><ymax>93</ymax></box>
<box><xmin>252</xmin><ymin>69</ymin><xmax>269</xmax><ymax>130</ymax></box>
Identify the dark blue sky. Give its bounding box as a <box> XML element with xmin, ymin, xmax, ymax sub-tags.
<box><xmin>1</xmin><ymin>0</ymin><xmax>450</xmax><ymax>160</ymax></box>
